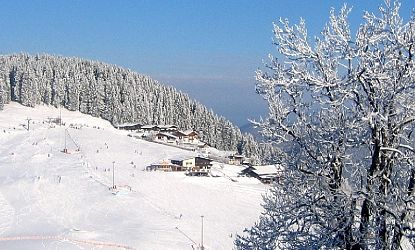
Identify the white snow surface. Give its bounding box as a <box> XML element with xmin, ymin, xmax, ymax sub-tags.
<box><xmin>0</xmin><ymin>103</ymin><xmax>267</xmax><ymax>250</ymax></box>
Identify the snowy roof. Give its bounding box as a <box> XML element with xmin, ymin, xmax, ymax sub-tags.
<box><xmin>141</xmin><ymin>125</ymin><xmax>178</xmax><ymax>130</ymax></box>
<box><xmin>173</xmin><ymin>130</ymin><xmax>186</xmax><ymax>136</ymax></box>
<box><xmin>229</xmin><ymin>154</ymin><xmax>244</xmax><ymax>159</ymax></box>
<box><xmin>158</xmin><ymin>125</ymin><xmax>177</xmax><ymax>129</ymax></box>
<box><xmin>116</xmin><ymin>122</ymin><xmax>141</xmax><ymax>127</ymax></box>
<box><xmin>141</xmin><ymin>125</ymin><xmax>157</xmax><ymax>129</ymax></box>
<box><xmin>252</xmin><ymin>165</ymin><xmax>284</xmax><ymax>176</ymax></box>
<box><xmin>182</xmin><ymin>129</ymin><xmax>197</xmax><ymax>135</ymax></box>
<box><xmin>170</xmin><ymin>155</ymin><xmax>211</xmax><ymax>162</ymax></box>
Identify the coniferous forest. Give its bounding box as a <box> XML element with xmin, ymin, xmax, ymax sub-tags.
<box><xmin>0</xmin><ymin>53</ymin><xmax>278</xmax><ymax>163</ymax></box>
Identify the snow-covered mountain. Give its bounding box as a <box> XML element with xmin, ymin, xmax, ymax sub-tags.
<box><xmin>0</xmin><ymin>102</ymin><xmax>266</xmax><ymax>249</ymax></box>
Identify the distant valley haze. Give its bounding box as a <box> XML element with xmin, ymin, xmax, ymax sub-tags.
<box><xmin>0</xmin><ymin>0</ymin><xmax>413</xmax><ymax>126</ymax></box>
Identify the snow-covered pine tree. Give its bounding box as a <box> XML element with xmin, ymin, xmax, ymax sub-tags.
<box><xmin>0</xmin><ymin>84</ymin><xmax>4</xmax><ymax>110</ymax></box>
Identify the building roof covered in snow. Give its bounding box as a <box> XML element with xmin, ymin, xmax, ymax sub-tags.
<box><xmin>158</xmin><ymin>125</ymin><xmax>178</xmax><ymax>130</ymax></box>
<box><xmin>141</xmin><ymin>125</ymin><xmax>157</xmax><ymax>129</ymax></box>
<box><xmin>251</xmin><ymin>165</ymin><xmax>284</xmax><ymax>176</ymax></box>
<box><xmin>182</xmin><ymin>129</ymin><xmax>198</xmax><ymax>136</ymax></box>
<box><xmin>116</xmin><ymin>122</ymin><xmax>141</xmax><ymax>127</ymax></box>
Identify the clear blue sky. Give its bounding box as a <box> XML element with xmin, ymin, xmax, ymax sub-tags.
<box><xmin>0</xmin><ymin>0</ymin><xmax>413</xmax><ymax>126</ymax></box>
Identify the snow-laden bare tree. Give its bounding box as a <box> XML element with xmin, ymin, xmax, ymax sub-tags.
<box><xmin>236</xmin><ymin>1</ymin><xmax>415</xmax><ymax>249</ymax></box>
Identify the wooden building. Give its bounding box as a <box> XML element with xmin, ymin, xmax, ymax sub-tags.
<box><xmin>158</xmin><ymin>125</ymin><xmax>178</xmax><ymax>132</ymax></box>
<box><xmin>154</xmin><ymin>132</ymin><xmax>178</xmax><ymax>144</ymax></box>
<box><xmin>172</xmin><ymin>130</ymin><xmax>199</xmax><ymax>144</ymax></box>
<box><xmin>140</xmin><ymin>125</ymin><xmax>158</xmax><ymax>131</ymax></box>
<box><xmin>182</xmin><ymin>130</ymin><xmax>198</xmax><ymax>143</ymax></box>
<box><xmin>228</xmin><ymin>154</ymin><xmax>244</xmax><ymax>165</ymax></box>
<box><xmin>116</xmin><ymin>123</ymin><xmax>142</xmax><ymax>131</ymax></box>
<box><xmin>146</xmin><ymin>160</ymin><xmax>183</xmax><ymax>172</ymax></box>
<box><xmin>171</xmin><ymin>156</ymin><xmax>212</xmax><ymax>175</ymax></box>
<box><xmin>240</xmin><ymin>164</ymin><xmax>284</xmax><ymax>184</ymax></box>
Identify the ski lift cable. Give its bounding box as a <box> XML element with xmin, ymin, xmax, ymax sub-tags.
<box><xmin>65</xmin><ymin>129</ymin><xmax>80</xmax><ymax>150</ymax></box>
<box><xmin>175</xmin><ymin>226</ymin><xmax>197</xmax><ymax>245</ymax></box>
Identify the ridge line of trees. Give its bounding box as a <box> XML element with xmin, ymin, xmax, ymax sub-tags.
<box><xmin>0</xmin><ymin>53</ymin><xmax>279</xmax><ymax>164</ymax></box>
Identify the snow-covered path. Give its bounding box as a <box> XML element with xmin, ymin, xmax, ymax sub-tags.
<box><xmin>0</xmin><ymin>103</ymin><xmax>266</xmax><ymax>249</ymax></box>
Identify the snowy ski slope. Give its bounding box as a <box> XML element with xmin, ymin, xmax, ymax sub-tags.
<box><xmin>0</xmin><ymin>103</ymin><xmax>266</xmax><ymax>250</ymax></box>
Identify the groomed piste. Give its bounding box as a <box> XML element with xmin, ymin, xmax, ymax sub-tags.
<box><xmin>0</xmin><ymin>102</ymin><xmax>267</xmax><ymax>249</ymax></box>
